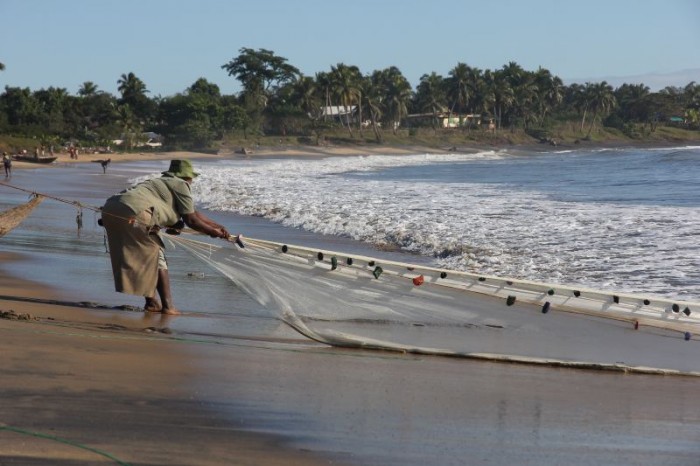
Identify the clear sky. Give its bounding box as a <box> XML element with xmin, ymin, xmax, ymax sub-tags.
<box><xmin>1</xmin><ymin>0</ymin><xmax>699</xmax><ymax>97</ymax></box>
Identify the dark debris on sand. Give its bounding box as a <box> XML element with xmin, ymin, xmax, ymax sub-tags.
<box><xmin>0</xmin><ymin>309</ymin><xmax>38</xmax><ymax>321</ymax></box>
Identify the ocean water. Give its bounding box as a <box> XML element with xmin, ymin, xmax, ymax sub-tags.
<box><xmin>191</xmin><ymin>145</ymin><xmax>700</xmax><ymax>301</ymax></box>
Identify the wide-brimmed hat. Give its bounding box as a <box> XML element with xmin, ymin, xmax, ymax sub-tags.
<box><xmin>162</xmin><ymin>159</ymin><xmax>199</xmax><ymax>179</ymax></box>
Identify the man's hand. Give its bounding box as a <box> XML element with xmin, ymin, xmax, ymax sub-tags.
<box><xmin>209</xmin><ymin>227</ymin><xmax>229</xmax><ymax>239</ymax></box>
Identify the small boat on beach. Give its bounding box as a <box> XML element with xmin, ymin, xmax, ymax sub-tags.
<box><xmin>12</xmin><ymin>154</ymin><xmax>58</xmax><ymax>164</ymax></box>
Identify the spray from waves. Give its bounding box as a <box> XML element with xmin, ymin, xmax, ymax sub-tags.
<box><xmin>187</xmin><ymin>151</ymin><xmax>700</xmax><ymax>300</ymax></box>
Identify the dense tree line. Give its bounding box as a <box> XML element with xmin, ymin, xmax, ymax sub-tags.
<box><xmin>0</xmin><ymin>50</ymin><xmax>698</xmax><ymax>150</ymax></box>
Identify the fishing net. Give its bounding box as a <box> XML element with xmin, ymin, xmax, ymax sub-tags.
<box><xmin>0</xmin><ymin>195</ymin><xmax>43</xmax><ymax>238</ymax></box>
<box><xmin>165</xmin><ymin>232</ymin><xmax>700</xmax><ymax>375</ymax></box>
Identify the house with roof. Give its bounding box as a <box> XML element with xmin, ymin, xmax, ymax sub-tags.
<box><xmin>310</xmin><ymin>106</ymin><xmax>358</xmax><ymax>123</ymax></box>
<box><xmin>404</xmin><ymin>113</ymin><xmax>492</xmax><ymax>129</ymax></box>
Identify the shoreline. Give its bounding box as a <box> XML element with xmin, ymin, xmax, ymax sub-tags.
<box><xmin>7</xmin><ymin>137</ymin><xmax>698</xmax><ymax>172</ymax></box>
<box><xmin>2</xmin><ymin>147</ymin><xmax>700</xmax><ymax>464</ymax></box>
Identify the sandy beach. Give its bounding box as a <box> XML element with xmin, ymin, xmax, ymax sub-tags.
<box><xmin>1</xmin><ymin>150</ymin><xmax>699</xmax><ymax>465</ymax></box>
<box><xmin>0</xmin><ymin>258</ymin><xmax>340</xmax><ymax>465</ymax></box>
<box><xmin>10</xmin><ymin>143</ymin><xmax>456</xmax><ymax>169</ymax></box>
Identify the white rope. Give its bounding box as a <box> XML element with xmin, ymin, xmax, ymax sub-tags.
<box><xmin>241</xmin><ymin>236</ymin><xmax>700</xmax><ymax>328</ymax></box>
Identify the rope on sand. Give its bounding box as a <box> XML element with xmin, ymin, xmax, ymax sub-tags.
<box><xmin>0</xmin><ymin>425</ymin><xmax>131</xmax><ymax>465</ymax></box>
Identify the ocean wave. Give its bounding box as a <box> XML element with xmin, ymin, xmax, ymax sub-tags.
<box><xmin>186</xmin><ymin>151</ymin><xmax>700</xmax><ymax>299</ymax></box>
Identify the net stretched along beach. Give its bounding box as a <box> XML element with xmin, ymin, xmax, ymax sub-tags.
<box><xmin>167</xmin><ymin>232</ymin><xmax>700</xmax><ymax>376</ymax></box>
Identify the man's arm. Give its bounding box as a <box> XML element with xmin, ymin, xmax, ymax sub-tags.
<box><xmin>182</xmin><ymin>211</ymin><xmax>230</xmax><ymax>239</ymax></box>
<box><xmin>195</xmin><ymin>212</ymin><xmax>228</xmax><ymax>232</ymax></box>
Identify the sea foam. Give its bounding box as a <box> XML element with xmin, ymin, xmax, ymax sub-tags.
<box><xmin>174</xmin><ymin>150</ymin><xmax>700</xmax><ymax>300</ymax></box>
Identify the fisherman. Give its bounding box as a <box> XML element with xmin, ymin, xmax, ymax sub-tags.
<box><xmin>100</xmin><ymin>159</ymin><xmax>232</xmax><ymax>315</ymax></box>
<box><xmin>2</xmin><ymin>152</ymin><xmax>11</xmax><ymax>177</ymax></box>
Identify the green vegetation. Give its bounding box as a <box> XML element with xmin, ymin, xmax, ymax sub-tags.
<box><xmin>1</xmin><ymin>49</ymin><xmax>699</xmax><ymax>154</ymax></box>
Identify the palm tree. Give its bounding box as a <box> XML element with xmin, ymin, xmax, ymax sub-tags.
<box><xmin>382</xmin><ymin>67</ymin><xmax>412</xmax><ymax>135</ymax></box>
<box><xmin>533</xmin><ymin>67</ymin><xmax>563</xmax><ymax>125</ymax></box>
<box><xmin>415</xmin><ymin>72</ymin><xmax>447</xmax><ymax>132</ymax></box>
<box><xmin>568</xmin><ymin>83</ymin><xmax>591</xmax><ymax>132</ymax></box>
<box><xmin>447</xmin><ymin>63</ymin><xmax>470</xmax><ymax>125</ymax></box>
<box><xmin>466</xmin><ymin>66</ymin><xmax>486</xmax><ymax>116</ymax></box>
<box><xmin>502</xmin><ymin>61</ymin><xmax>525</xmax><ymax>87</ymax></box>
<box><xmin>483</xmin><ymin>69</ymin><xmax>513</xmax><ymax>131</ymax></box>
<box><xmin>117</xmin><ymin>72</ymin><xmax>148</xmax><ymax>103</ymax></box>
<box><xmin>34</xmin><ymin>86</ymin><xmax>70</xmax><ymax>133</ymax></box>
<box><xmin>77</xmin><ymin>83</ymin><xmax>117</xmax><ymax>139</ymax></box>
<box><xmin>329</xmin><ymin>63</ymin><xmax>362</xmax><ymax>137</ymax></box>
<box><xmin>290</xmin><ymin>75</ymin><xmax>321</xmax><ymax>120</ymax></box>
<box><xmin>614</xmin><ymin>83</ymin><xmax>650</xmax><ymax>122</ymax></box>
<box><xmin>683</xmin><ymin>81</ymin><xmax>700</xmax><ymax>110</ymax></box>
<box><xmin>585</xmin><ymin>81</ymin><xmax>616</xmax><ymax>137</ymax></box>
<box><xmin>78</xmin><ymin>81</ymin><xmax>99</xmax><ymax>97</ymax></box>
<box><xmin>501</xmin><ymin>61</ymin><xmax>535</xmax><ymax>129</ymax></box>
<box><xmin>115</xmin><ymin>104</ymin><xmax>142</xmax><ymax>150</ymax></box>
<box><xmin>117</xmin><ymin>72</ymin><xmax>157</xmax><ymax>129</ymax></box>
<box><xmin>315</xmin><ymin>71</ymin><xmax>333</xmax><ymax>121</ymax></box>
<box><xmin>368</xmin><ymin>67</ymin><xmax>409</xmax><ymax>135</ymax></box>
<box><xmin>362</xmin><ymin>71</ymin><xmax>388</xmax><ymax>142</ymax></box>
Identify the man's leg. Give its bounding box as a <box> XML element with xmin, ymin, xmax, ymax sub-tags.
<box><xmin>156</xmin><ymin>268</ymin><xmax>180</xmax><ymax>315</ymax></box>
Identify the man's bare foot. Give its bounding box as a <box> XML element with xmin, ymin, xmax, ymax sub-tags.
<box><xmin>144</xmin><ymin>298</ymin><xmax>162</xmax><ymax>313</ymax></box>
<box><xmin>161</xmin><ymin>308</ymin><xmax>181</xmax><ymax>315</ymax></box>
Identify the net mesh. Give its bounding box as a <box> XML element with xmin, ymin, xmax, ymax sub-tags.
<box><xmin>166</xmin><ymin>233</ymin><xmax>700</xmax><ymax>375</ymax></box>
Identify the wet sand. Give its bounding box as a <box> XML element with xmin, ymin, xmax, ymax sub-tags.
<box><xmin>0</xmin><ymin>265</ymin><xmax>341</xmax><ymax>465</ymax></box>
<box><xmin>1</xmin><ymin>153</ymin><xmax>699</xmax><ymax>465</ymax></box>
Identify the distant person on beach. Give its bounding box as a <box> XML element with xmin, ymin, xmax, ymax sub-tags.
<box><xmin>2</xmin><ymin>152</ymin><xmax>11</xmax><ymax>177</ymax></box>
<box><xmin>101</xmin><ymin>159</ymin><xmax>232</xmax><ymax>315</ymax></box>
